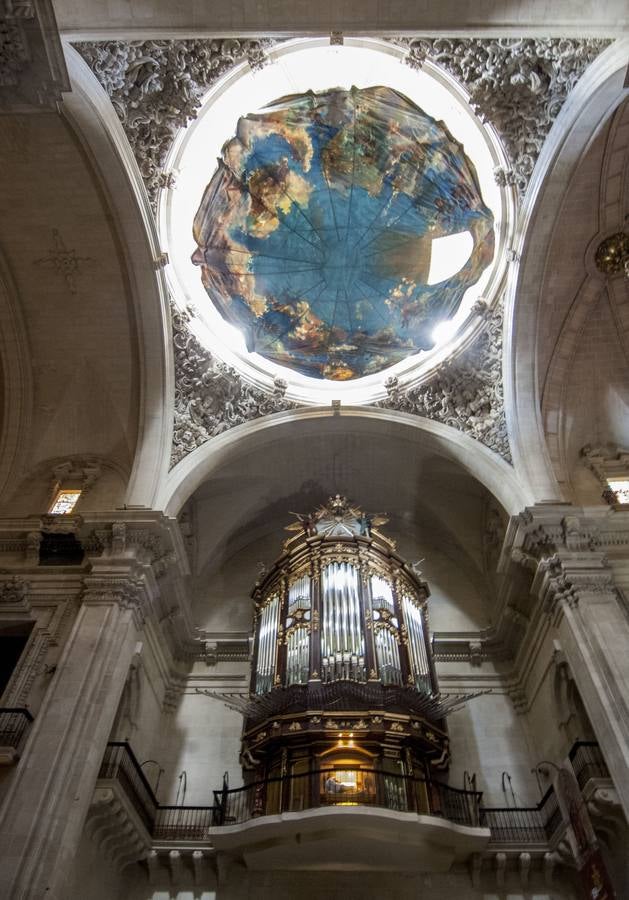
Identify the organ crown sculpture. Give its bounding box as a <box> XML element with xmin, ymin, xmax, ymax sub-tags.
<box><xmin>243</xmin><ymin>496</ymin><xmax>471</xmax><ymax>787</ymax></box>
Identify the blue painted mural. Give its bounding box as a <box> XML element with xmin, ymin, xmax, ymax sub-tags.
<box><xmin>192</xmin><ymin>86</ymin><xmax>495</xmax><ymax>380</ymax></box>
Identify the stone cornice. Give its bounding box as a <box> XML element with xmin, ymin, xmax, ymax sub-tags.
<box><xmin>509</xmin><ymin>505</ymin><xmax>629</xmax><ymax>561</ymax></box>
<box><xmin>0</xmin><ymin>512</ymin><xmax>201</xmax><ymax>663</ymax></box>
<box><xmin>0</xmin><ymin>0</ymin><xmax>70</xmax><ymax>112</ymax></box>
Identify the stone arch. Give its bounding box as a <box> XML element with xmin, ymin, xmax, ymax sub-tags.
<box><xmin>157</xmin><ymin>406</ymin><xmax>530</xmax><ymax>518</ymax></box>
<box><xmin>504</xmin><ymin>38</ymin><xmax>629</xmax><ymax>504</ymax></box>
<box><xmin>62</xmin><ymin>45</ymin><xmax>174</xmax><ymax>511</ymax></box>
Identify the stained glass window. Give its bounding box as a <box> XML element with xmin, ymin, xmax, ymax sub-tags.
<box><xmin>608</xmin><ymin>480</ymin><xmax>629</xmax><ymax>504</ymax></box>
<box><xmin>49</xmin><ymin>490</ymin><xmax>81</xmax><ymax>515</ymax></box>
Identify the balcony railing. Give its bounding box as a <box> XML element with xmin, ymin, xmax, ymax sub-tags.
<box><xmin>569</xmin><ymin>741</ymin><xmax>610</xmax><ymax>790</ymax></box>
<box><xmin>480</xmin><ymin>785</ymin><xmax>562</xmax><ymax>844</ymax></box>
<box><xmin>212</xmin><ymin>767</ymin><xmax>483</xmax><ymax>828</ymax></box>
<box><xmin>97</xmin><ymin>742</ymin><xmax>216</xmax><ymax>840</ymax></box>
<box><xmin>0</xmin><ymin>707</ymin><xmax>33</xmax><ymax>753</ymax></box>
<box><xmin>98</xmin><ymin>740</ymin><xmax>611</xmax><ymax>847</ymax></box>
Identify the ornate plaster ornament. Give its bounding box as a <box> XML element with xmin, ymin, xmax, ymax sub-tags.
<box><xmin>395</xmin><ymin>37</ymin><xmax>610</xmax><ymax>198</ymax></box>
<box><xmin>375</xmin><ymin>305</ymin><xmax>510</xmax><ymax>462</ymax></box>
<box><xmin>76</xmin><ymin>36</ymin><xmax>609</xmax><ymax>208</ymax></box>
<box><xmin>170</xmin><ymin>306</ymin><xmax>297</xmax><ymax>468</ymax></box>
<box><xmin>0</xmin><ymin>574</ymin><xmax>30</xmax><ymax>606</ymax></box>
<box><xmin>33</xmin><ymin>230</ymin><xmax>93</xmax><ymax>294</ymax></box>
<box><xmin>0</xmin><ymin>16</ymin><xmax>29</xmax><ymax>87</ymax></box>
<box><xmin>0</xmin><ymin>0</ymin><xmax>69</xmax><ymax>110</ymax></box>
<box><xmin>75</xmin><ymin>38</ymin><xmax>276</xmax><ymax>205</ymax></box>
<box><xmin>594</xmin><ymin>230</ymin><xmax>629</xmax><ymax>279</ymax></box>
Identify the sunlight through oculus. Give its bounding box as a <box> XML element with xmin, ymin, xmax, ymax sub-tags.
<box><xmin>192</xmin><ymin>85</ymin><xmax>495</xmax><ymax>380</ymax></box>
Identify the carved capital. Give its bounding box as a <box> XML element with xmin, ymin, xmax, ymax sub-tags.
<box><xmin>82</xmin><ymin>574</ymin><xmax>144</xmax><ymax>615</ymax></box>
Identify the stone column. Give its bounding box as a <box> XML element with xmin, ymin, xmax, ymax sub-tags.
<box><xmin>0</xmin><ymin>564</ymin><xmax>149</xmax><ymax>900</ymax></box>
<box><xmin>535</xmin><ymin>551</ymin><xmax>629</xmax><ymax>821</ymax></box>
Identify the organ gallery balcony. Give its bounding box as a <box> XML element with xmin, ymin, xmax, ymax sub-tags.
<box><xmin>209</xmin><ymin>765</ymin><xmax>490</xmax><ymax>872</ymax></box>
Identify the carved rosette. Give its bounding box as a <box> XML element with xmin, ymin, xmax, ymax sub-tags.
<box><xmin>393</xmin><ymin>37</ymin><xmax>609</xmax><ymax>198</ymax></box>
<box><xmin>375</xmin><ymin>306</ymin><xmax>511</xmax><ymax>461</ymax></box>
<box><xmin>75</xmin><ymin>38</ymin><xmax>277</xmax><ymax>205</ymax></box>
<box><xmin>170</xmin><ymin>306</ymin><xmax>297</xmax><ymax>468</ymax></box>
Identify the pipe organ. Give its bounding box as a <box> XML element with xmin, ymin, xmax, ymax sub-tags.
<box><xmin>244</xmin><ymin>495</ymin><xmax>450</xmax><ymax>785</ymax></box>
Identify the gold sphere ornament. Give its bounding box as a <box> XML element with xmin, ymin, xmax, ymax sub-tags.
<box><xmin>595</xmin><ymin>231</ymin><xmax>629</xmax><ymax>277</ymax></box>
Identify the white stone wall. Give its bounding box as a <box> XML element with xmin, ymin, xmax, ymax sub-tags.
<box><xmin>148</xmin><ymin>687</ymin><xmax>244</xmax><ymax>805</ymax></box>
<box><xmin>124</xmin><ymin>867</ymin><xmax>577</xmax><ymax>900</ymax></box>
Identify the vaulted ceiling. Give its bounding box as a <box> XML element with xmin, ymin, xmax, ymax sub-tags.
<box><xmin>0</xmin><ymin>3</ymin><xmax>627</xmax><ymax>536</ymax></box>
<box><xmin>0</xmin><ymin>110</ymin><xmax>140</xmax><ymax>515</ymax></box>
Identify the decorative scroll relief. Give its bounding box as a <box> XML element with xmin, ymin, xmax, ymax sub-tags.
<box><xmin>171</xmin><ymin>306</ymin><xmax>297</xmax><ymax>468</ymax></box>
<box><xmin>375</xmin><ymin>304</ymin><xmax>510</xmax><ymax>462</ymax></box>
<box><xmin>75</xmin><ymin>38</ymin><xmax>277</xmax><ymax>206</ymax></box>
<box><xmin>393</xmin><ymin>38</ymin><xmax>610</xmax><ymax>198</ymax></box>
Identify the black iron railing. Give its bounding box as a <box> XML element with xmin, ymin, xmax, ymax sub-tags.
<box><xmin>0</xmin><ymin>707</ymin><xmax>33</xmax><ymax>752</ymax></box>
<box><xmin>480</xmin><ymin>785</ymin><xmax>562</xmax><ymax>844</ymax></box>
<box><xmin>99</xmin><ymin>740</ymin><xmax>610</xmax><ymax>846</ymax></box>
<box><xmin>153</xmin><ymin>806</ymin><xmax>216</xmax><ymax>840</ymax></box>
<box><xmin>98</xmin><ymin>742</ymin><xmax>216</xmax><ymax>840</ymax></box>
<box><xmin>569</xmin><ymin>741</ymin><xmax>610</xmax><ymax>790</ymax></box>
<box><xmin>212</xmin><ymin>767</ymin><xmax>483</xmax><ymax>828</ymax></box>
<box><xmin>480</xmin><ymin>805</ymin><xmax>547</xmax><ymax>843</ymax></box>
<box><xmin>99</xmin><ymin>742</ymin><xmax>159</xmax><ymax>832</ymax></box>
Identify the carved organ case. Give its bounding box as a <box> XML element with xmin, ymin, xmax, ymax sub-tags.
<box><xmin>243</xmin><ymin>496</ymin><xmax>451</xmax><ymax>791</ymax></box>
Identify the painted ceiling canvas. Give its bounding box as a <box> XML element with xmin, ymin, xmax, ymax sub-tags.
<box><xmin>192</xmin><ymin>86</ymin><xmax>495</xmax><ymax>380</ymax></box>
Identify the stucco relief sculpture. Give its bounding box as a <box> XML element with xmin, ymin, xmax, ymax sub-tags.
<box><xmin>77</xmin><ymin>37</ymin><xmax>607</xmax><ymax>207</ymax></box>
<box><xmin>375</xmin><ymin>305</ymin><xmax>510</xmax><ymax>461</ymax></box>
<box><xmin>75</xmin><ymin>38</ymin><xmax>276</xmax><ymax>204</ymax></box>
<box><xmin>396</xmin><ymin>37</ymin><xmax>609</xmax><ymax>198</ymax></box>
<box><xmin>170</xmin><ymin>306</ymin><xmax>296</xmax><ymax>468</ymax></box>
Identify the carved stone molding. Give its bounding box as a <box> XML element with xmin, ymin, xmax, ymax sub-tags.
<box><xmin>86</xmin><ymin>786</ymin><xmax>150</xmax><ymax>870</ymax></box>
<box><xmin>580</xmin><ymin>444</ymin><xmax>629</xmax><ymax>505</ymax></box>
<box><xmin>0</xmin><ymin>574</ymin><xmax>30</xmax><ymax>610</ymax></box>
<box><xmin>145</xmin><ymin>848</ymin><xmax>215</xmax><ymax>887</ymax></box>
<box><xmin>395</xmin><ymin>37</ymin><xmax>610</xmax><ymax>198</ymax></box>
<box><xmin>76</xmin><ymin>37</ymin><xmax>609</xmax><ymax>206</ymax></box>
<box><xmin>33</xmin><ymin>230</ymin><xmax>93</xmax><ymax>295</ymax></box>
<box><xmin>514</xmin><ymin>508</ymin><xmax>629</xmax><ymax>561</ymax></box>
<box><xmin>0</xmin><ymin>0</ymin><xmax>69</xmax><ymax>111</ymax></box>
<box><xmin>82</xmin><ymin>574</ymin><xmax>145</xmax><ymax>618</ymax></box>
<box><xmin>75</xmin><ymin>38</ymin><xmax>277</xmax><ymax>205</ymax></box>
<box><xmin>170</xmin><ymin>306</ymin><xmax>297</xmax><ymax>468</ymax></box>
<box><xmin>375</xmin><ymin>305</ymin><xmax>510</xmax><ymax>461</ymax></box>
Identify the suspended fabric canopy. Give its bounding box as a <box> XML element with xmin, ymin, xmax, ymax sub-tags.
<box><xmin>192</xmin><ymin>86</ymin><xmax>495</xmax><ymax>380</ymax></box>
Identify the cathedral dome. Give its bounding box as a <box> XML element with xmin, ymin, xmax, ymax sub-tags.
<box><xmin>161</xmin><ymin>39</ymin><xmax>512</xmax><ymax>404</ymax></box>
<box><xmin>191</xmin><ymin>85</ymin><xmax>495</xmax><ymax>380</ymax></box>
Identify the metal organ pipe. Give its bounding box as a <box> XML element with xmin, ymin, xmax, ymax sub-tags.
<box><xmin>286</xmin><ymin>625</ymin><xmax>309</xmax><ymax>685</ymax></box>
<box><xmin>321</xmin><ymin>563</ymin><xmax>363</xmax><ymax>681</ymax></box>
<box><xmin>256</xmin><ymin>594</ymin><xmax>279</xmax><ymax>693</ymax></box>
<box><xmin>402</xmin><ymin>595</ymin><xmax>432</xmax><ymax>693</ymax></box>
<box><xmin>288</xmin><ymin>574</ymin><xmax>310</xmax><ymax>613</ymax></box>
<box><xmin>285</xmin><ymin>575</ymin><xmax>311</xmax><ymax>686</ymax></box>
